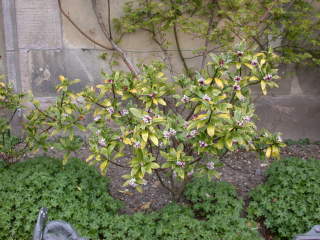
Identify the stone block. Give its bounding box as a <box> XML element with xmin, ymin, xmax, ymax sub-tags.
<box><xmin>296</xmin><ymin>64</ymin><xmax>320</xmax><ymax>95</ymax></box>
<box><xmin>255</xmin><ymin>95</ymin><xmax>320</xmax><ymax>140</ymax></box>
<box><xmin>15</xmin><ymin>0</ymin><xmax>62</xmax><ymax>49</ymax></box>
<box><xmin>30</xmin><ymin>50</ymin><xmax>65</xmax><ymax>97</ymax></box>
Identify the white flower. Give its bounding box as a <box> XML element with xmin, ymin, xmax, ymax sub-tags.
<box><xmin>176</xmin><ymin>161</ymin><xmax>185</xmax><ymax>168</ymax></box>
<box><xmin>128</xmin><ymin>178</ymin><xmax>138</xmax><ymax>187</ymax></box>
<box><xmin>198</xmin><ymin>77</ymin><xmax>205</xmax><ymax>85</ymax></box>
<box><xmin>169</xmin><ymin>128</ymin><xmax>176</xmax><ymax>136</ymax></box>
<box><xmin>163</xmin><ymin>128</ymin><xmax>177</xmax><ymax>138</ymax></box>
<box><xmin>250</xmin><ymin>60</ymin><xmax>258</xmax><ymax>66</ymax></box>
<box><xmin>107</xmin><ymin>107</ymin><xmax>114</xmax><ymax>114</ymax></box>
<box><xmin>142</xmin><ymin>115</ymin><xmax>152</xmax><ymax>124</ymax></box>
<box><xmin>206</xmin><ymin>161</ymin><xmax>215</xmax><ymax>170</ymax></box>
<box><xmin>98</xmin><ymin>138</ymin><xmax>107</xmax><ymax>147</ymax></box>
<box><xmin>133</xmin><ymin>141</ymin><xmax>141</xmax><ymax>148</ymax></box>
<box><xmin>233</xmin><ymin>84</ymin><xmax>241</xmax><ymax>91</ymax></box>
<box><xmin>236</xmin><ymin>51</ymin><xmax>244</xmax><ymax>57</ymax></box>
<box><xmin>263</xmin><ymin>74</ymin><xmax>273</xmax><ymax>81</ymax></box>
<box><xmin>94</xmin><ymin>115</ymin><xmax>101</xmax><ymax>122</ymax></box>
<box><xmin>202</xmin><ymin>94</ymin><xmax>211</xmax><ymax>102</ymax></box>
<box><xmin>187</xmin><ymin>170</ymin><xmax>194</xmax><ymax>177</ymax></box>
<box><xmin>234</xmin><ymin>76</ymin><xmax>242</xmax><ymax>82</ymax></box>
<box><xmin>187</xmin><ymin>130</ymin><xmax>198</xmax><ymax>138</ymax></box>
<box><xmin>163</xmin><ymin>130</ymin><xmax>171</xmax><ymax>139</ymax></box>
<box><xmin>76</xmin><ymin>96</ymin><xmax>85</xmax><ymax>105</ymax></box>
<box><xmin>243</xmin><ymin>116</ymin><xmax>251</xmax><ymax>122</ymax></box>
<box><xmin>199</xmin><ymin>141</ymin><xmax>208</xmax><ymax>148</ymax></box>
<box><xmin>181</xmin><ymin>95</ymin><xmax>190</xmax><ymax>103</ymax></box>
<box><xmin>277</xmin><ymin>135</ymin><xmax>283</xmax><ymax>142</ymax></box>
<box><xmin>237</xmin><ymin>120</ymin><xmax>244</xmax><ymax>127</ymax></box>
<box><xmin>120</xmin><ymin>109</ymin><xmax>129</xmax><ymax>116</ymax></box>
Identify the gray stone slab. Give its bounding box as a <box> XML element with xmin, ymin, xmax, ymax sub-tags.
<box><xmin>30</xmin><ymin>49</ymin><xmax>65</xmax><ymax>97</ymax></box>
<box><xmin>1</xmin><ymin>0</ymin><xmax>18</xmax><ymax>51</ymax></box>
<box><xmin>255</xmin><ymin>95</ymin><xmax>320</xmax><ymax>140</ymax></box>
<box><xmin>29</xmin><ymin>49</ymin><xmax>113</xmax><ymax>97</ymax></box>
<box><xmin>15</xmin><ymin>0</ymin><xmax>62</xmax><ymax>49</ymax></box>
<box><xmin>5</xmin><ymin>51</ymin><xmax>23</xmax><ymax>92</ymax></box>
<box><xmin>296</xmin><ymin>64</ymin><xmax>320</xmax><ymax>95</ymax></box>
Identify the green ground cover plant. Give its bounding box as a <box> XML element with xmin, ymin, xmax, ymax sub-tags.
<box><xmin>248</xmin><ymin>157</ymin><xmax>320</xmax><ymax>239</ymax></box>
<box><xmin>0</xmin><ymin>156</ymin><xmax>262</xmax><ymax>240</ymax></box>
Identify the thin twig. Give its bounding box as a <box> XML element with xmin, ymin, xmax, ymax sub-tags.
<box><xmin>201</xmin><ymin>2</ymin><xmax>215</xmax><ymax>69</ymax></box>
<box><xmin>92</xmin><ymin>0</ymin><xmax>140</xmax><ymax>76</ymax></box>
<box><xmin>173</xmin><ymin>23</ymin><xmax>190</xmax><ymax>76</ymax></box>
<box><xmin>57</xmin><ymin>0</ymin><xmax>113</xmax><ymax>50</ymax></box>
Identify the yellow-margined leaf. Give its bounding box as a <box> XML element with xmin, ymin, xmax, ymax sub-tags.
<box><xmin>194</xmin><ymin>114</ymin><xmax>208</xmax><ymax>120</ymax></box>
<box><xmin>254</xmin><ymin>53</ymin><xmax>265</xmax><ymax>58</ymax></box>
<box><xmin>102</xmin><ymin>99</ymin><xmax>112</xmax><ymax>106</ymax></box>
<box><xmin>153</xmin><ymin>98</ymin><xmax>158</xmax><ymax>105</ymax></box>
<box><xmin>142</xmin><ymin>131</ymin><xmax>149</xmax><ymax>142</ymax></box>
<box><xmin>214</xmin><ymin>78</ymin><xmax>224</xmax><ymax>88</ymax></box>
<box><xmin>225</xmin><ymin>138</ymin><xmax>233</xmax><ymax>150</ymax></box>
<box><xmin>116</xmin><ymin>90</ymin><xmax>123</xmax><ymax>96</ymax></box>
<box><xmin>260</xmin><ymin>59</ymin><xmax>266</xmax><ymax>66</ymax></box>
<box><xmin>271</xmin><ymin>146</ymin><xmax>280</xmax><ymax>159</ymax></box>
<box><xmin>265</xmin><ymin>147</ymin><xmax>272</xmax><ymax>158</ymax></box>
<box><xmin>100</xmin><ymin>161</ymin><xmax>109</xmax><ymax>174</ymax></box>
<box><xmin>158</xmin><ymin>98</ymin><xmax>167</xmax><ymax>106</ymax></box>
<box><xmin>113</xmin><ymin>152</ymin><xmax>125</xmax><ymax>160</ymax></box>
<box><xmin>236</xmin><ymin>91</ymin><xmax>244</xmax><ymax>100</ymax></box>
<box><xmin>123</xmin><ymin>138</ymin><xmax>132</xmax><ymax>145</ymax></box>
<box><xmin>261</xmin><ymin>80</ymin><xmax>267</xmax><ymax>95</ymax></box>
<box><xmin>217</xmin><ymin>113</ymin><xmax>230</xmax><ymax>119</ymax></box>
<box><xmin>249</xmin><ymin>76</ymin><xmax>259</xmax><ymax>81</ymax></box>
<box><xmin>244</xmin><ymin>63</ymin><xmax>254</xmax><ymax>70</ymax></box>
<box><xmin>150</xmin><ymin>135</ymin><xmax>159</xmax><ymax>146</ymax></box>
<box><xmin>59</xmin><ymin>75</ymin><xmax>66</xmax><ymax>82</ymax></box>
<box><xmin>86</xmin><ymin>154</ymin><xmax>95</xmax><ymax>162</ymax></box>
<box><xmin>157</xmin><ymin>72</ymin><xmax>164</xmax><ymax>78</ymax></box>
<box><xmin>129</xmin><ymin>89</ymin><xmax>137</xmax><ymax>94</ymax></box>
<box><xmin>236</xmin><ymin>62</ymin><xmax>241</xmax><ymax>69</ymax></box>
<box><xmin>207</xmin><ymin>125</ymin><xmax>215</xmax><ymax>137</ymax></box>
<box><xmin>197</xmin><ymin>121</ymin><xmax>206</xmax><ymax>129</ymax></box>
<box><xmin>205</xmin><ymin>78</ymin><xmax>213</xmax><ymax>85</ymax></box>
<box><xmin>64</xmin><ymin>107</ymin><xmax>72</xmax><ymax>115</ymax></box>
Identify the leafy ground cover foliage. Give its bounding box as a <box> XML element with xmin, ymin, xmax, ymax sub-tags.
<box><xmin>0</xmin><ymin>157</ymin><xmax>261</xmax><ymax>240</ymax></box>
<box><xmin>248</xmin><ymin>157</ymin><xmax>320</xmax><ymax>239</ymax></box>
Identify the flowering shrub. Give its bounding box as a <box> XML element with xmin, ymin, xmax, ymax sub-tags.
<box><xmin>14</xmin><ymin>47</ymin><xmax>285</xmax><ymax>200</ymax></box>
<box><xmin>0</xmin><ymin>77</ymin><xmax>26</xmax><ymax>164</ymax></box>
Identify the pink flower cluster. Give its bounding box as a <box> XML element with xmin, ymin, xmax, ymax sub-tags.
<box><xmin>142</xmin><ymin>115</ymin><xmax>152</xmax><ymax>124</ymax></box>
<box><xmin>176</xmin><ymin>161</ymin><xmax>186</xmax><ymax>168</ymax></box>
<box><xmin>163</xmin><ymin>128</ymin><xmax>177</xmax><ymax>139</ymax></box>
<box><xmin>187</xmin><ymin>130</ymin><xmax>198</xmax><ymax>139</ymax></box>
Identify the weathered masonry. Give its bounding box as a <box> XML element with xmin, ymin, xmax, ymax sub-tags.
<box><xmin>0</xmin><ymin>0</ymin><xmax>319</xmax><ymax>140</ymax></box>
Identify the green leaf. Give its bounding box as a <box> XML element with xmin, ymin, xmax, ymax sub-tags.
<box><xmin>130</xmin><ymin>108</ymin><xmax>143</xmax><ymax>118</ymax></box>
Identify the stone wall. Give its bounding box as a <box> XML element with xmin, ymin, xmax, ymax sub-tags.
<box><xmin>1</xmin><ymin>0</ymin><xmax>319</xmax><ymax>140</ymax></box>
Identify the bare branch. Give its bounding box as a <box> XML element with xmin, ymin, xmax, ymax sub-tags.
<box><xmin>57</xmin><ymin>0</ymin><xmax>113</xmax><ymax>51</ymax></box>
